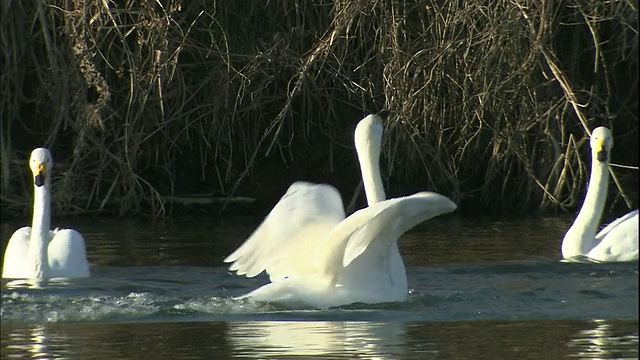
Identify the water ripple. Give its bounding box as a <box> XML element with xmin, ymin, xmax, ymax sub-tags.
<box><xmin>1</xmin><ymin>259</ymin><xmax>637</xmax><ymax>324</ymax></box>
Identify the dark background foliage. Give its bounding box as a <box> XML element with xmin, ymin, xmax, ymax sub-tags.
<box><xmin>1</xmin><ymin>0</ymin><xmax>637</xmax><ymax>219</ymax></box>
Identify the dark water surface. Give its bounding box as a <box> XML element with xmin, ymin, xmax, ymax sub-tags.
<box><xmin>1</xmin><ymin>214</ymin><xmax>638</xmax><ymax>359</ymax></box>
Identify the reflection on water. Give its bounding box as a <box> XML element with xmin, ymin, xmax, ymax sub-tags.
<box><xmin>3</xmin><ymin>325</ymin><xmax>53</xmax><ymax>360</ymax></box>
<box><xmin>1</xmin><ymin>320</ymin><xmax>637</xmax><ymax>359</ymax></box>
<box><xmin>3</xmin><ymin>277</ymin><xmax>72</xmax><ymax>290</ymax></box>
<box><xmin>2</xmin><ymin>322</ymin><xmax>228</xmax><ymax>360</ymax></box>
<box><xmin>227</xmin><ymin>321</ymin><xmax>406</xmax><ymax>358</ymax></box>
<box><xmin>568</xmin><ymin>319</ymin><xmax>639</xmax><ymax>359</ymax></box>
<box><xmin>401</xmin><ymin>214</ymin><xmax>568</xmax><ymax>265</ymax></box>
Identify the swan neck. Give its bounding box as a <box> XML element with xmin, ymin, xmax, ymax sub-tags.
<box><xmin>28</xmin><ymin>181</ymin><xmax>51</xmax><ymax>277</ymax></box>
<box><xmin>356</xmin><ymin>142</ymin><xmax>386</xmax><ymax>205</ymax></box>
<box><xmin>562</xmin><ymin>155</ymin><xmax>609</xmax><ymax>257</ymax></box>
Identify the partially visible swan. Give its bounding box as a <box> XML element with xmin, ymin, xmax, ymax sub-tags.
<box><xmin>224</xmin><ymin>114</ymin><xmax>457</xmax><ymax>308</ymax></box>
<box><xmin>561</xmin><ymin>127</ymin><xmax>639</xmax><ymax>262</ymax></box>
<box><xmin>2</xmin><ymin>148</ymin><xmax>90</xmax><ymax>279</ymax></box>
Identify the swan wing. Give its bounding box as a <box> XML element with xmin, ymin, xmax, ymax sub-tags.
<box><xmin>316</xmin><ymin>191</ymin><xmax>457</xmax><ymax>282</ymax></box>
<box><xmin>1</xmin><ymin>227</ymin><xmax>31</xmax><ymax>278</ymax></box>
<box><xmin>341</xmin><ymin>191</ymin><xmax>457</xmax><ymax>268</ymax></box>
<box><xmin>224</xmin><ymin>181</ymin><xmax>346</xmax><ymax>281</ymax></box>
<box><xmin>589</xmin><ymin>209</ymin><xmax>639</xmax><ymax>262</ymax></box>
<box><xmin>595</xmin><ymin>209</ymin><xmax>638</xmax><ymax>240</ymax></box>
<box><xmin>47</xmin><ymin>229</ymin><xmax>91</xmax><ymax>278</ymax></box>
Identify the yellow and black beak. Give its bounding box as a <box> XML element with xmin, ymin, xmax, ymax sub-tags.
<box><xmin>34</xmin><ymin>162</ymin><xmax>46</xmax><ymax>187</ymax></box>
<box><xmin>595</xmin><ymin>138</ymin><xmax>608</xmax><ymax>162</ymax></box>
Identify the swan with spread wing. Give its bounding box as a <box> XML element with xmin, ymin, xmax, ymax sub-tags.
<box><xmin>224</xmin><ymin>114</ymin><xmax>456</xmax><ymax>308</ymax></box>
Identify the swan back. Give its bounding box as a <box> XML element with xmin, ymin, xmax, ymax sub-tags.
<box><xmin>589</xmin><ymin>210</ymin><xmax>639</xmax><ymax>262</ymax></box>
<box><xmin>2</xmin><ymin>227</ymin><xmax>32</xmax><ymax>278</ymax></box>
<box><xmin>47</xmin><ymin>229</ymin><xmax>91</xmax><ymax>278</ymax></box>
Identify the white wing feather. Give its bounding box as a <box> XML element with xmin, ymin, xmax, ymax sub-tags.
<box><xmin>224</xmin><ymin>181</ymin><xmax>345</xmax><ymax>281</ymax></box>
<box><xmin>312</xmin><ymin>191</ymin><xmax>457</xmax><ymax>283</ymax></box>
<box><xmin>589</xmin><ymin>209</ymin><xmax>639</xmax><ymax>262</ymax></box>
<box><xmin>341</xmin><ymin>192</ymin><xmax>457</xmax><ymax>268</ymax></box>
<box><xmin>1</xmin><ymin>227</ymin><xmax>31</xmax><ymax>278</ymax></box>
<box><xmin>47</xmin><ymin>229</ymin><xmax>90</xmax><ymax>278</ymax></box>
<box><xmin>595</xmin><ymin>209</ymin><xmax>638</xmax><ymax>240</ymax></box>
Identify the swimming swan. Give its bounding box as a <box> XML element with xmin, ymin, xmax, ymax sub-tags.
<box><xmin>224</xmin><ymin>114</ymin><xmax>457</xmax><ymax>308</ymax></box>
<box><xmin>2</xmin><ymin>148</ymin><xmax>90</xmax><ymax>279</ymax></box>
<box><xmin>561</xmin><ymin>126</ymin><xmax>639</xmax><ymax>262</ymax></box>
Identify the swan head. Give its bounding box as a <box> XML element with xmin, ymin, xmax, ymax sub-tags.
<box><xmin>29</xmin><ymin>148</ymin><xmax>53</xmax><ymax>187</ymax></box>
<box><xmin>354</xmin><ymin>114</ymin><xmax>384</xmax><ymax>157</ymax></box>
<box><xmin>590</xmin><ymin>127</ymin><xmax>613</xmax><ymax>163</ymax></box>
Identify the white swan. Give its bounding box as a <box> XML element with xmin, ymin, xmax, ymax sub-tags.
<box><xmin>224</xmin><ymin>114</ymin><xmax>457</xmax><ymax>308</ymax></box>
<box><xmin>2</xmin><ymin>148</ymin><xmax>90</xmax><ymax>279</ymax></box>
<box><xmin>561</xmin><ymin>126</ymin><xmax>639</xmax><ymax>262</ymax></box>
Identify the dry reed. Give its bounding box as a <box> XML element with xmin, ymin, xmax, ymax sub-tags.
<box><xmin>1</xmin><ymin>0</ymin><xmax>637</xmax><ymax>219</ymax></box>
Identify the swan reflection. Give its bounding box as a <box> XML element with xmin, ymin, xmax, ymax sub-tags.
<box><xmin>568</xmin><ymin>319</ymin><xmax>639</xmax><ymax>359</ymax></box>
<box><xmin>227</xmin><ymin>320</ymin><xmax>407</xmax><ymax>358</ymax></box>
<box><xmin>4</xmin><ymin>325</ymin><xmax>54</xmax><ymax>360</ymax></box>
<box><xmin>3</xmin><ymin>277</ymin><xmax>71</xmax><ymax>289</ymax></box>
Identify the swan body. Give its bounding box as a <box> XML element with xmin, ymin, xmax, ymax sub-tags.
<box><xmin>225</xmin><ymin>182</ymin><xmax>456</xmax><ymax>309</ymax></box>
<box><xmin>561</xmin><ymin>127</ymin><xmax>639</xmax><ymax>262</ymax></box>
<box><xmin>224</xmin><ymin>114</ymin><xmax>457</xmax><ymax>308</ymax></box>
<box><xmin>2</xmin><ymin>148</ymin><xmax>90</xmax><ymax>279</ymax></box>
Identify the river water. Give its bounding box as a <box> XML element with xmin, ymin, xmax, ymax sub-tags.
<box><xmin>1</xmin><ymin>213</ymin><xmax>638</xmax><ymax>359</ymax></box>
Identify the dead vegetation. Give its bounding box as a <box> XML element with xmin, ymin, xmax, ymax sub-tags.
<box><xmin>1</xmin><ymin>0</ymin><xmax>637</xmax><ymax>219</ymax></box>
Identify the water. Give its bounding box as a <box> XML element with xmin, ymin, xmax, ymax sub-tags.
<box><xmin>1</xmin><ymin>214</ymin><xmax>638</xmax><ymax>359</ymax></box>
